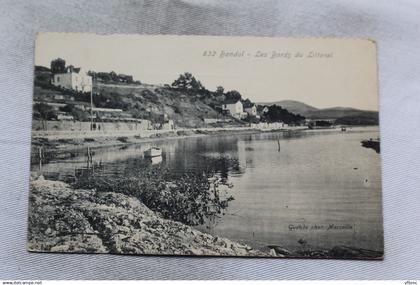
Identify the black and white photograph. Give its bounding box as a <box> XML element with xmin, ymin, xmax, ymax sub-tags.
<box><xmin>27</xmin><ymin>33</ymin><xmax>382</xmax><ymax>259</ymax></box>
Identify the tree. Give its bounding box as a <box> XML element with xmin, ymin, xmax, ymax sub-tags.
<box><xmin>109</xmin><ymin>71</ymin><xmax>118</xmax><ymax>82</ymax></box>
<box><xmin>216</xmin><ymin>86</ymin><xmax>224</xmax><ymax>95</ymax></box>
<box><xmin>171</xmin><ymin>72</ymin><xmax>204</xmax><ymax>91</ymax></box>
<box><xmin>70</xmin><ymin>108</ymin><xmax>89</xmax><ymax>121</ymax></box>
<box><xmin>50</xmin><ymin>58</ymin><xmax>66</xmax><ymax>74</ymax></box>
<box><xmin>242</xmin><ymin>98</ymin><xmax>253</xmax><ymax>107</ymax></box>
<box><xmin>225</xmin><ymin>90</ymin><xmax>242</xmax><ymax>102</ymax></box>
<box><xmin>59</xmin><ymin>104</ymin><xmax>75</xmax><ymax>113</ymax></box>
<box><xmin>263</xmin><ymin>104</ymin><xmax>305</xmax><ymax>124</ymax></box>
<box><xmin>33</xmin><ymin>103</ymin><xmax>57</xmax><ymax>120</ymax></box>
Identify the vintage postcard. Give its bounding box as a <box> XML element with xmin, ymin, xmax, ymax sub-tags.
<box><xmin>28</xmin><ymin>33</ymin><xmax>382</xmax><ymax>259</ymax></box>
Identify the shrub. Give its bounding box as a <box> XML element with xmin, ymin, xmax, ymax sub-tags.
<box><xmin>117</xmin><ymin>136</ymin><xmax>128</xmax><ymax>143</ymax></box>
<box><xmin>73</xmin><ymin>157</ymin><xmax>237</xmax><ymax>226</ymax></box>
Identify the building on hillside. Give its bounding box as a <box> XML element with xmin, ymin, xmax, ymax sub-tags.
<box><xmin>250</xmin><ymin>121</ymin><xmax>287</xmax><ymax>129</ymax></box>
<box><xmin>57</xmin><ymin>112</ymin><xmax>74</xmax><ymax>121</ymax></box>
<box><xmin>203</xmin><ymin>118</ymin><xmax>232</xmax><ymax>124</ymax></box>
<box><xmin>52</xmin><ymin>65</ymin><xmax>92</xmax><ymax>92</ymax></box>
<box><xmin>162</xmin><ymin>119</ymin><xmax>175</xmax><ymax>130</ymax></box>
<box><xmin>117</xmin><ymin>74</ymin><xmax>134</xmax><ymax>83</ymax></box>
<box><xmin>33</xmin><ymin>101</ymin><xmax>66</xmax><ymax>111</ymax></box>
<box><xmin>222</xmin><ymin>99</ymin><xmax>247</xmax><ymax>119</ymax></box>
<box><xmin>244</xmin><ymin>104</ymin><xmax>258</xmax><ymax>117</ymax></box>
<box><xmin>263</xmin><ymin>106</ymin><xmax>269</xmax><ymax>113</ymax></box>
<box><xmin>91</xmin><ymin>107</ymin><xmax>123</xmax><ymax>120</ymax></box>
<box><xmin>33</xmin><ymin>92</ymin><xmax>75</xmax><ymax>103</ymax></box>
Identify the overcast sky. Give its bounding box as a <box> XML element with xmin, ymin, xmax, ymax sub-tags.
<box><xmin>35</xmin><ymin>33</ymin><xmax>378</xmax><ymax>111</ymax></box>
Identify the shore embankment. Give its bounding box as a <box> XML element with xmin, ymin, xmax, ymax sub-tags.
<box><xmin>31</xmin><ymin>126</ymin><xmax>307</xmax><ymax>156</ymax></box>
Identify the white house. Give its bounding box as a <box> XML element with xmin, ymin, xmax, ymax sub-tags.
<box><xmin>244</xmin><ymin>104</ymin><xmax>257</xmax><ymax>117</ymax></box>
<box><xmin>52</xmin><ymin>66</ymin><xmax>92</xmax><ymax>92</ymax></box>
<box><xmin>222</xmin><ymin>99</ymin><xmax>247</xmax><ymax>119</ymax></box>
<box><xmin>162</xmin><ymin>119</ymin><xmax>175</xmax><ymax>130</ymax></box>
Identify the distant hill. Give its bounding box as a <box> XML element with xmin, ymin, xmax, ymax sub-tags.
<box><xmin>258</xmin><ymin>100</ymin><xmax>378</xmax><ymax>124</ymax></box>
<box><xmin>306</xmin><ymin>107</ymin><xmax>378</xmax><ymax>120</ymax></box>
<box><xmin>258</xmin><ymin>100</ymin><xmax>319</xmax><ymax>115</ymax></box>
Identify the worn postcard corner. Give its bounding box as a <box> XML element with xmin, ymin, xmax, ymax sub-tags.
<box><xmin>28</xmin><ymin>34</ymin><xmax>382</xmax><ymax>260</ymax></box>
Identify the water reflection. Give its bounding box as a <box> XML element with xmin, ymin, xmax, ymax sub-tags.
<box><xmin>30</xmin><ymin>127</ymin><xmax>382</xmax><ymax>251</ymax></box>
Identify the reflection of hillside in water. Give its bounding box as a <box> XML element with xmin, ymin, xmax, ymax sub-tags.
<box><xmin>32</xmin><ymin>134</ymin><xmax>249</xmax><ymax>183</ymax></box>
<box><xmin>164</xmin><ymin>136</ymin><xmax>246</xmax><ymax>178</ymax></box>
<box><xmin>31</xmin><ymin>130</ymin><xmax>334</xmax><ymax>183</ymax></box>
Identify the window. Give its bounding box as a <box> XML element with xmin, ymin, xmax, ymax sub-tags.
<box><xmin>56</xmin><ymin>76</ymin><xmax>60</xmax><ymax>82</ymax></box>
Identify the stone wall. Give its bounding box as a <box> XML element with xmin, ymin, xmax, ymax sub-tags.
<box><xmin>32</xmin><ymin>120</ymin><xmax>152</xmax><ymax>132</ymax></box>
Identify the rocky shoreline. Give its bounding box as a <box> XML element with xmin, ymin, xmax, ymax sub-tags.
<box><xmin>27</xmin><ymin>177</ymin><xmax>268</xmax><ymax>257</ymax></box>
<box><xmin>27</xmin><ymin>177</ymin><xmax>383</xmax><ymax>259</ymax></box>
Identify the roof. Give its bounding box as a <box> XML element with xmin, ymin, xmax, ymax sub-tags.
<box><xmin>91</xmin><ymin>107</ymin><xmax>123</xmax><ymax>112</ymax></box>
<box><xmin>62</xmin><ymin>65</ymin><xmax>81</xmax><ymax>74</ymax></box>
<box><xmin>243</xmin><ymin>102</ymin><xmax>255</xmax><ymax>108</ymax></box>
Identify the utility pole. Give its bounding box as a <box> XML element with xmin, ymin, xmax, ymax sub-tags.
<box><xmin>87</xmin><ymin>74</ymin><xmax>94</xmax><ymax>131</ymax></box>
<box><xmin>90</xmin><ymin>86</ymin><xmax>94</xmax><ymax>131</ymax></box>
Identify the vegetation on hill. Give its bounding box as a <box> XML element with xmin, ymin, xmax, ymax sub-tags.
<box><xmin>87</xmin><ymin>71</ymin><xmax>141</xmax><ymax>85</ymax></box>
<box><xmin>262</xmin><ymin>100</ymin><xmax>379</xmax><ymax>125</ymax></box>
<box><xmin>94</xmin><ymin>82</ymin><xmax>226</xmax><ymax>127</ymax></box>
<box><xmin>34</xmin><ymin>58</ymin><xmax>378</xmax><ymax>128</ymax></box>
<box><xmin>50</xmin><ymin>58</ymin><xmax>66</xmax><ymax>74</ymax></box>
<box><xmin>335</xmin><ymin>115</ymin><xmax>379</xmax><ymax>126</ymax></box>
<box><xmin>261</xmin><ymin>105</ymin><xmax>305</xmax><ymax>124</ymax></box>
<box><xmin>34</xmin><ymin>62</ymin><xmax>307</xmax><ymax>127</ymax></box>
<box><xmin>261</xmin><ymin>100</ymin><xmax>319</xmax><ymax>114</ymax></box>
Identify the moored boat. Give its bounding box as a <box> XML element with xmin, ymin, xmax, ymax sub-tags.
<box><xmin>144</xmin><ymin>147</ymin><xmax>162</xmax><ymax>157</ymax></box>
<box><xmin>361</xmin><ymin>139</ymin><xmax>380</xmax><ymax>153</ymax></box>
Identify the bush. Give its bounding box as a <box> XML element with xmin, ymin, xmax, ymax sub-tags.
<box><xmin>33</xmin><ymin>103</ymin><xmax>57</xmax><ymax>120</ymax></box>
<box><xmin>117</xmin><ymin>136</ymin><xmax>128</xmax><ymax>143</ymax></box>
<box><xmin>73</xmin><ymin>157</ymin><xmax>237</xmax><ymax>226</ymax></box>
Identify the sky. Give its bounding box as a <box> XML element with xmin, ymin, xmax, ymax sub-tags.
<box><xmin>35</xmin><ymin>33</ymin><xmax>379</xmax><ymax>111</ymax></box>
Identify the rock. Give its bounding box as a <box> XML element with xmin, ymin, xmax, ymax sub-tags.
<box><xmin>267</xmin><ymin>245</ymin><xmax>292</xmax><ymax>256</ymax></box>
<box><xmin>50</xmin><ymin>244</ymin><xmax>70</xmax><ymax>252</ymax></box>
<box><xmin>27</xmin><ymin>178</ymin><xmax>269</xmax><ymax>257</ymax></box>
<box><xmin>188</xmin><ymin>247</ymin><xmax>203</xmax><ymax>255</ymax></box>
<box><xmin>329</xmin><ymin>245</ymin><xmax>383</xmax><ymax>259</ymax></box>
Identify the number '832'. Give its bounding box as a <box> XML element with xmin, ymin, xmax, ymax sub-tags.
<box><xmin>203</xmin><ymin>51</ymin><xmax>217</xmax><ymax>57</ymax></box>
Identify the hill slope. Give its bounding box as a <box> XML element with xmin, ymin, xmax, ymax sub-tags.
<box><xmin>93</xmin><ymin>83</ymin><xmax>234</xmax><ymax>128</ymax></box>
<box><xmin>259</xmin><ymin>100</ymin><xmax>378</xmax><ymax>124</ymax></box>
<box><xmin>305</xmin><ymin>107</ymin><xmax>378</xmax><ymax>120</ymax></box>
<box><xmin>258</xmin><ymin>100</ymin><xmax>319</xmax><ymax>115</ymax></box>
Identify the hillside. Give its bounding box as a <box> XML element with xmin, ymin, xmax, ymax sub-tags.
<box><xmin>33</xmin><ymin>66</ymin><xmax>245</xmax><ymax>128</ymax></box>
<box><xmin>33</xmin><ymin>64</ymin><xmax>377</xmax><ymax>127</ymax></box>
<box><xmin>93</xmin><ymin>83</ymin><xmax>229</xmax><ymax>128</ymax></box>
<box><xmin>33</xmin><ymin>66</ymin><xmax>307</xmax><ymax>128</ymax></box>
<box><xmin>306</xmin><ymin>107</ymin><xmax>378</xmax><ymax>120</ymax></box>
<box><xmin>259</xmin><ymin>100</ymin><xmax>378</xmax><ymax>124</ymax></box>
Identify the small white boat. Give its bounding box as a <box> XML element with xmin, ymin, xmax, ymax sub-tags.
<box><xmin>144</xmin><ymin>147</ymin><xmax>162</xmax><ymax>157</ymax></box>
<box><xmin>149</xmin><ymin>155</ymin><xmax>163</xmax><ymax>165</ymax></box>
